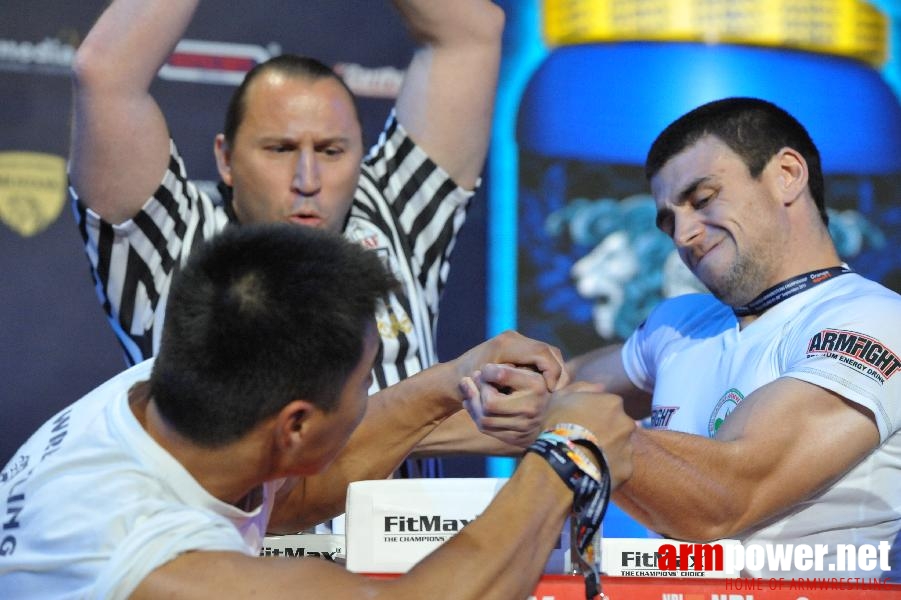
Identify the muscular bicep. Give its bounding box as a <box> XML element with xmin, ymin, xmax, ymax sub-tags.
<box><xmin>69</xmin><ymin>1</ymin><xmax>197</xmax><ymax>224</ymax></box>
<box><xmin>393</xmin><ymin>1</ymin><xmax>503</xmax><ymax>189</ymax></box>
<box><xmin>715</xmin><ymin>376</ymin><xmax>879</xmax><ymax>532</ymax></box>
<box><xmin>70</xmin><ymin>92</ymin><xmax>172</xmax><ymax>224</ymax></box>
<box><xmin>617</xmin><ymin>377</ymin><xmax>880</xmax><ymax>541</ymax></box>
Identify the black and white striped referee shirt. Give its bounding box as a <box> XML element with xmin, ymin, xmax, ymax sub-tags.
<box><xmin>72</xmin><ymin>112</ymin><xmax>473</xmax><ymax>394</ymax></box>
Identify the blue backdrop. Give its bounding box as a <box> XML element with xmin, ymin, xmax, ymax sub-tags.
<box><xmin>2</xmin><ymin>4</ymin><xmax>900</xmax><ymax>541</ymax></box>
<box><xmin>0</xmin><ymin>2</ymin><xmax>487</xmax><ymax>470</ymax></box>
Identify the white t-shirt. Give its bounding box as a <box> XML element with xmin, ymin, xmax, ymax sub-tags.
<box><xmin>622</xmin><ymin>273</ymin><xmax>901</xmax><ymax>578</ymax></box>
<box><xmin>0</xmin><ymin>360</ymin><xmax>282</xmax><ymax>599</ymax></box>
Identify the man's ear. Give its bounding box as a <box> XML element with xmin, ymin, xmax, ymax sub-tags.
<box><xmin>774</xmin><ymin>147</ymin><xmax>809</xmax><ymax>206</ymax></box>
<box><xmin>213</xmin><ymin>134</ymin><xmax>233</xmax><ymax>187</ymax></box>
<box><xmin>274</xmin><ymin>400</ymin><xmax>316</xmax><ymax>451</ymax></box>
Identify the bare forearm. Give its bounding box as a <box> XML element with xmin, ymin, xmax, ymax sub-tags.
<box><xmin>338</xmin><ymin>364</ymin><xmax>463</xmax><ymax>471</ymax></box>
<box><xmin>617</xmin><ymin>381</ymin><xmax>882</xmax><ymax>541</ymax></box>
<box><xmin>392</xmin><ymin>0</ymin><xmax>503</xmax><ymax>189</ymax></box>
<box><xmin>71</xmin><ymin>0</ymin><xmax>199</xmax><ymax>222</ymax></box>
<box><xmin>565</xmin><ymin>345</ymin><xmax>652</xmax><ymax>419</ymax></box>
<box><xmin>271</xmin><ymin>331</ymin><xmax>573</xmax><ymax>529</ymax></box>
<box><xmin>138</xmin><ymin>455</ymin><xmax>573</xmax><ymax>600</ymax></box>
<box><xmin>412</xmin><ymin>410</ymin><xmax>524</xmax><ymax>458</ymax></box>
<box><xmin>73</xmin><ymin>0</ymin><xmax>199</xmax><ymax>91</ymax></box>
<box><xmin>398</xmin><ymin>453</ymin><xmax>570</xmax><ymax>600</ymax></box>
<box><xmin>616</xmin><ymin>428</ymin><xmax>765</xmax><ymax>541</ymax></box>
<box><xmin>392</xmin><ymin>0</ymin><xmax>504</xmax><ymax>46</ymax></box>
<box><xmin>270</xmin><ymin>363</ymin><xmax>463</xmax><ymax>530</ymax></box>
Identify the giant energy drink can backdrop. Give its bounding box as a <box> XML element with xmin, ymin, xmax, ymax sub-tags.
<box><xmin>482</xmin><ymin>0</ymin><xmax>901</xmax><ymax>528</ymax></box>
<box><xmin>513</xmin><ymin>0</ymin><xmax>901</xmax><ymax>357</ymax></box>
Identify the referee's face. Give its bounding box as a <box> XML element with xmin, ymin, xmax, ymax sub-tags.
<box><xmin>215</xmin><ymin>72</ymin><xmax>364</xmax><ymax>234</ymax></box>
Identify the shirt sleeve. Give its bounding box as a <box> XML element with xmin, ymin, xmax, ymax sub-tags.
<box><xmin>91</xmin><ymin>478</ymin><xmax>282</xmax><ymax>600</ymax></box>
<box><xmin>355</xmin><ymin>110</ymin><xmax>476</xmax><ymax>310</ymax></box>
<box><xmin>621</xmin><ymin>293</ymin><xmax>733</xmax><ymax>393</ymax></box>
<box><xmin>621</xmin><ymin>317</ymin><xmax>657</xmax><ymax>394</ymax></box>
<box><xmin>92</xmin><ymin>506</ymin><xmax>251</xmax><ymax>600</ymax></box>
<box><xmin>780</xmin><ymin>290</ymin><xmax>901</xmax><ymax>442</ymax></box>
<box><xmin>69</xmin><ymin>140</ymin><xmax>230</xmax><ymax>364</ymax></box>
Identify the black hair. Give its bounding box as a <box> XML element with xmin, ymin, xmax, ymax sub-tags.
<box><xmin>646</xmin><ymin>97</ymin><xmax>827</xmax><ymax>224</ymax></box>
<box><xmin>150</xmin><ymin>223</ymin><xmax>396</xmax><ymax>447</ymax></box>
<box><xmin>222</xmin><ymin>54</ymin><xmax>361</xmax><ymax>147</ymax></box>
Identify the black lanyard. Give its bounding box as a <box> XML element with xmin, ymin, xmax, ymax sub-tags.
<box><xmin>732</xmin><ymin>266</ymin><xmax>852</xmax><ymax>317</ymax></box>
<box><xmin>526</xmin><ymin>425</ymin><xmax>611</xmax><ymax>600</ymax></box>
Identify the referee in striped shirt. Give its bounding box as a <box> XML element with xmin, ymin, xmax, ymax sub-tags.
<box><xmin>69</xmin><ymin>1</ymin><xmax>505</xmax><ymax>478</ymax></box>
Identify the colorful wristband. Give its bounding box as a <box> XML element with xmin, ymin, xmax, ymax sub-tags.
<box><xmin>526</xmin><ymin>423</ymin><xmax>612</xmax><ymax>599</ymax></box>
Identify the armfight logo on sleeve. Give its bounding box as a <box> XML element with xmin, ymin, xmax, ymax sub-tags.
<box><xmin>650</xmin><ymin>406</ymin><xmax>679</xmax><ymax>429</ymax></box>
<box><xmin>807</xmin><ymin>329</ymin><xmax>900</xmax><ymax>385</ymax></box>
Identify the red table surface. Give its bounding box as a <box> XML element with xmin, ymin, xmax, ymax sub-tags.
<box><xmin>366</xmin><ymin>573</ymin><xmax>901</xmax><ymax>599</ymax></box>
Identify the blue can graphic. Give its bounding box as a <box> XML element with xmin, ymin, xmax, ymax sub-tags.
<box><xmin>516</xmin><ymin>25</ymin><xmax>901</xmax><ymax>354</ymax></box>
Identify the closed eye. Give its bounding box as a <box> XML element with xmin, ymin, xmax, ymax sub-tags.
<box><xmin>692</xmin><ymin>191</ymin><xmax>716</xmax><ymax>209</ymax></box>
<box><xmin>265</xmin><ymin>143</ymin><xmax>296</xmax><ymax>154</ymax></box>
<box><xmin>317</xmin><ymin>144</ymin><xmax>347</xmax><ymax>158</ymax></box>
